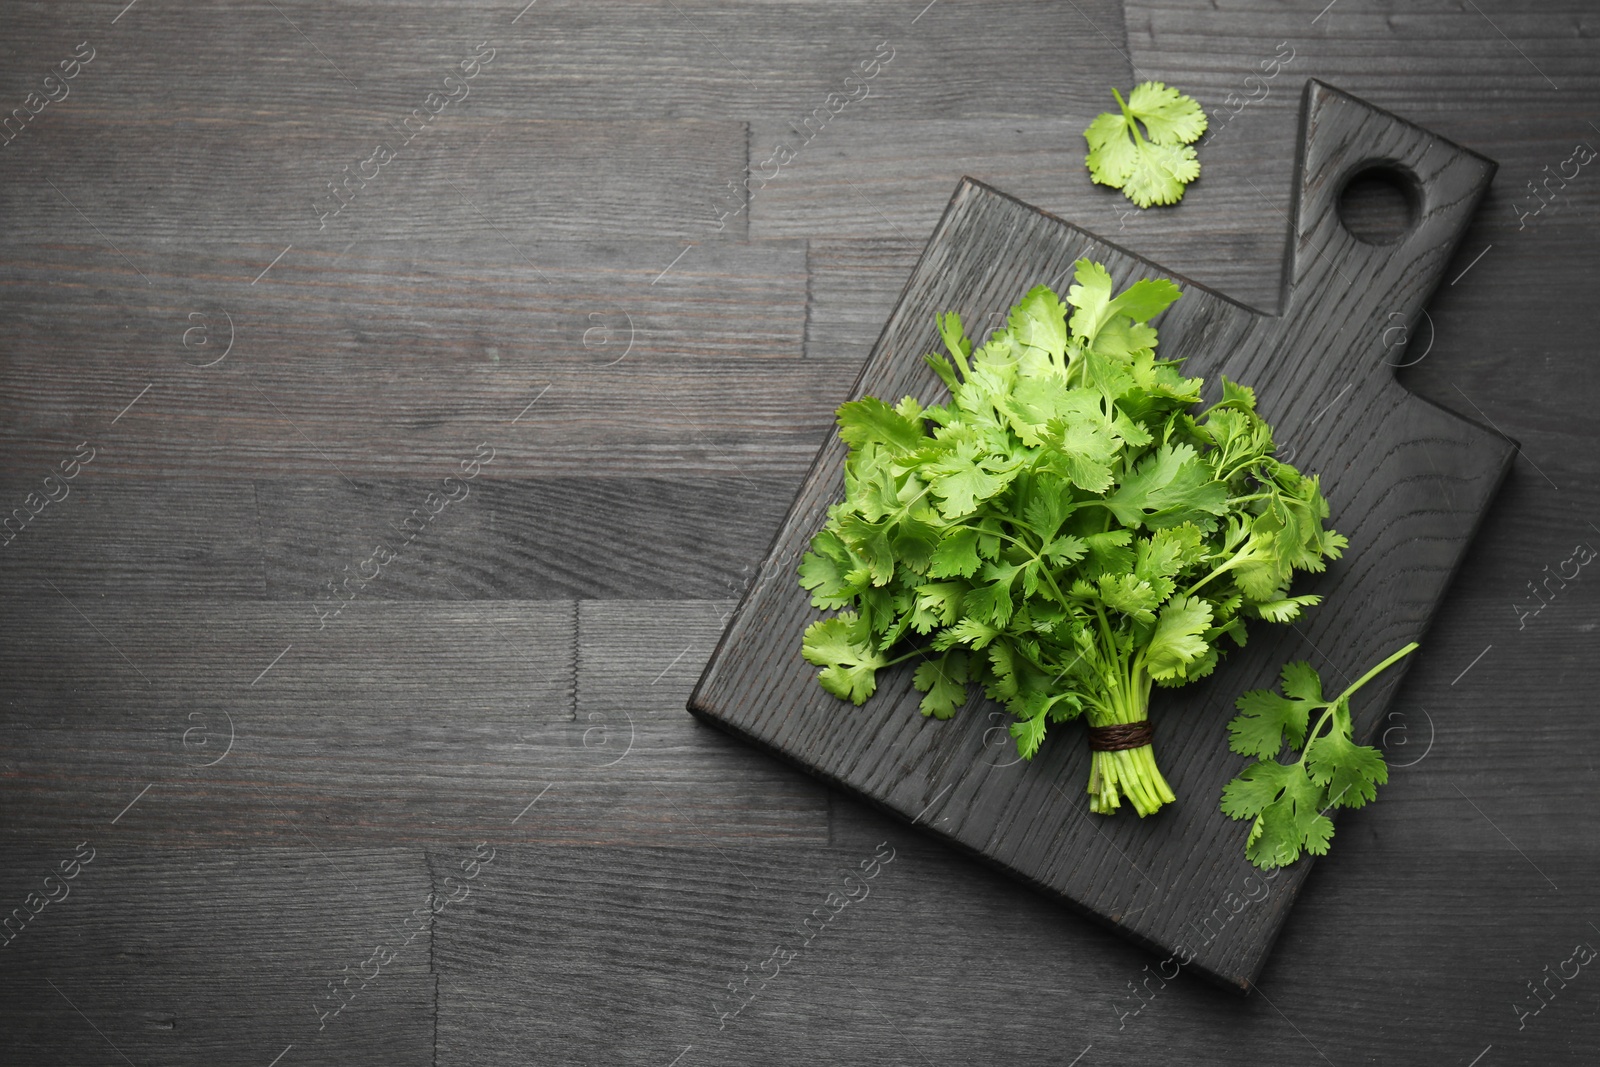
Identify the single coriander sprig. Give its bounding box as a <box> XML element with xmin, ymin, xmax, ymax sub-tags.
<box><xmin>1083</xmin><ymin>81</ymin><xmax>1207</xmax><ymax>208</ymax></box>
<box><xmin>1220</xmin><ymin>642</ymin><xmax>1420</xmax><ymax>870</ymax></box>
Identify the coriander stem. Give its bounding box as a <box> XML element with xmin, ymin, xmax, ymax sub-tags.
<box><xmin>1338</xmin><ymin>641</ymin><xmax>1420</xmax><ymax>702</ymax></box>
<box><xmin>1294</xmin><ymin>641</ymin><xmax>1420</xmax><ymax>767</ymax></box>
<box><xmin>1112</xmin><ymin>86</ymin><xmax>1145</xmax><ymax>147</ymax></box>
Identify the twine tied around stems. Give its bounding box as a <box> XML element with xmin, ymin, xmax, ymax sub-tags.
<box><xmin>1086</xmin><ymin>721</ymin><xmax>1154</xmax><ymax>752</ymax></box>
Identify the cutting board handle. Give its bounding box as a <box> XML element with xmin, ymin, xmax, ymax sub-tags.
<box><xmin>1281</xmin><ymin>80</ymin><xmax>1495</xmax><ymax>347</ymax></box>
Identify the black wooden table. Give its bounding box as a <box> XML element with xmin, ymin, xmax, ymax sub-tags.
<box><xmin>2</xmin><ymin>2</ymin><xmax>1595</xmax><ymax>1064</ymax></box>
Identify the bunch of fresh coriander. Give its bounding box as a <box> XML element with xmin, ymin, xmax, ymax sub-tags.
<box><xmin>798</xmin><ymin>260</ymin><xmax>1357</xmax><ymax>821</ymax></box>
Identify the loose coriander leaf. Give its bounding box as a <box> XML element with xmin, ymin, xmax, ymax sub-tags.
<box><xmin>1082</xmin><ymin>83</ymin><xmax>1207</xmax><ymax>207</ymax></box>
<box><xmin>1305</xmin><ymin>708</ymin><xmax>1388</xmax><ymax>808</ymax></box>
<box><xmin>1279</xmin><ymin>660</ymin><xmax>1324</xmax><ymax>704</ymax></box>
<box><xmin>1247</xmin><ymin>767</ymin><xmax>1335</xmax><ymax>869</ymax></box>
<box><xmin>1228</xmin><ymin>687</ymin><xmax>1312</xmax><ymax>759</ymax></box>
<box><xmin>1227</xmin><ymin>659</ymin><xmax>1323</xmax><ymax>757</ymax></box>
<box><xmin>1219</xmin><ymin>758</ymin><xmax>1293</xmax><ymax>820</ymax></box>
<box><xmin>1083</xmin><ymin>110</ymin><xmax>1139</xmax><ymax>185</ymax></box>
<box><xmin>1125</xmin><ymin>80</ymin><xmax>1209</xmax><ymax>145</ymax></box>
<box><xmin>1122</xmin><ymin>142</ymin><xmax>1201</xmax><ymax>209</ymax></box>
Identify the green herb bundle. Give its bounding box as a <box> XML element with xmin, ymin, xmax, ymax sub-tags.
<box><xmin>799</xmin><ymin>259</ymin><xmax>1347</xmax><ymax>816</ymax></box>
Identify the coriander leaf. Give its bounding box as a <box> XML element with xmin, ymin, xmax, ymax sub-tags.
<box><xmin>1144</xmin><ymin>595</ymin><xmax>1213</xmax><ymax>680</ymax></box>
<box><xmin>1248</xmin><ymin>594</ymin><xmax>1322</xmax><ymax>623</ymax></box>
<box><xmin>1219</xmin><ymin>757</ymin><xmax>1293</xmax><ymax>820</ymax></box>
<box><xmin>927</xmin><ymin>527</ymin><xmax>983</xmax><ymax>578</ymax></box>
<box><xmin>938</xmin><ymin>310</ymin><xmax>973</xmax><ymax>366</ymax></box>
<box><xmin>798</xmin><ymin>528</ymin><xmax>860</xmax><ymax>609</ymax></box>
<box><xmin>1066</xmin><ymin>259</ymin><xmax>1116</xmax><ymax>343</ymax></box>
<box><xmin>1010</xmin><ymin>711</ymin><xmax>1049</xmax><ymax>760</ymax></box>
<box><xmin>836</xmin><ymin>396</ymin><xmax>928</xmax><ymax>453</ymax></box>
<box><xmin>1102</xmin><ymin>442</ymin><xmax>1228</xmax><ymax>528</ymax></box>
<box><xmin>1097</xmin><ymin>572</ymin><xmax>1163</xmax><ymax>623</ymax></box>
<box><xmin>1228</xmin><ymin>686</ymin><xmax>1312</xmax><ymax>759</ymax></box>
<box><xmin>926</xmin><ymin>441</ymin><xmax>1019</xmax><ymax>519</ymax></box>
<box><xmin>1083</xmin><ymin>82</ymin><xmax>1207</xmax><ymax>208</ymax></box>
<box><xmin>1125</xmin><ymin>81</ymin><xmax>1209</xmax><ymax>145</ymax></box>
<box><xmin>801</xmin><ymin>613</ymin><xmax>887</xmax><ymax>705</ymax></box>
<box><xmin>835</xmin><ymin>513</ymin><xmax>896</xmax><ymax>587</ymax></box>
<box><xmin>1305</xmin><ymin>705</ymin><xmax>1388</xmax><ymax>808</ymax></box>
<box><xmin>1247</xmin><ymin>768</ymin><xmax>1335</xmax><ymax>869</ymax></box>
<box><xmin>913</xmin><ymin>582</ymin><xmax>965</xmax><ymax>630</ymax></box>
<box><xmin>1107</xmin><ymin>277</ymin><xmax>1184</xmax><ymax>325</ymax></box>
<box><xmin>1007</xmin><ymin>285</ymin><xmax>1070</xmax><ymax>361</ymax></box>
<box><xmin>912</xmin><ymin>651</ymin><xmax>970</xmax><ymax>720</ymax></box>
<box><xmin>962</xmin><ymin>579</ymin><xmax>1015</xmax><ymax>628</ymax></box>
<box><xmin>1083</xmin><ymin>110</ymin><xmax>1139</xmax><ymax>186</ymax></box>
<box><xmin>1042</xmin><ymin>534</ymin><xmax>1087</xmax><ymax>567</ymax></box>
<box><xmin>934</xmin><ymin>616</ymin><xmax>1003</xmax><ymax>651</ymax></box>
<box><xmin>1279</xmin><ymin>659</ymin><xmax>1324</xmax><ymax>704</ymax></box>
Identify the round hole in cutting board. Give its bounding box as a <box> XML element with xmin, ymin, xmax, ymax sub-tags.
<box><xmin>1336</xmin><ymin>166</ymin><xmax>1419</xmax><ymax>244</ymax></box>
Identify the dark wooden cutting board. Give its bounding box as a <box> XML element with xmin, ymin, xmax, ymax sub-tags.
<box><xmin>688</xmin><ymin>80</ymin><xmax>1511</xmax><ymax>991</ymax></box>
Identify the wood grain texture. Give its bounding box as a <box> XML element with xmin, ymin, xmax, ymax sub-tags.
<box><xmin>0</xmin><ymin>239</ymin><xmax>832</xmax><ymax>479</ymax></box>
<box><xmin>0</xmin><ymin>480</ymin><xmax>265</xmax><ymax>595</ymax></box>
<box><xmin>0</xmin><ymin>598</ymin><xmax>831</xmax><ymax>848</ymax></box>
<box><xmin>430</xmin><ymin>841</ymin><xmax>1599</xmax><ymax>1065</ymax></box>
<box><xmin>6</xmin><ymin>114</ymin><xmax>749</xmax><ymax>246</ymax></box>
<box><xmin>0</xmin><ymin>599</ymin><xmax>576</xmax><ymax>845</ymax></box>
<box><xmin>0</xmin><ymin>0</ymin><xmax>1128</xmax><ymax>123</ymax></box>
<box><xmin>0</xmin><ymin>846</ymin><xmax>435</xmax><ymax>1066</ymax></box>
<box><xmin>1125</xmin><ymin>0</ymin><xmax>1600</xmax><ymax>111</ymax></box>
<box><xmin>255</xmin><ymin>478</ymin><xmax>794</xmax><ymax>601</ymax></box>
<box><xmin>692</xmin><ymin>82</ymin><xmax>1515</xmax><ymax>990</ymax></box>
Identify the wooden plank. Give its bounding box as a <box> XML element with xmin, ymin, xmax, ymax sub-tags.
<box><xmin>431</xmin><ymin>841</ymin><xmax>1599</xmax><ymax>1065</ymax></box>
<box><xmin>804</xmin><ymin>237</ymin><xmax>924</xmax><ymax>363</ymax></box>
<box><xmin>577</xmin><ymin>600</ymin><xmax>743</xmax><ymax>717</ymax></box>
<box><xmin>1125</xmin><ymin>0</ymin><xmax>1600</xmax><ymax>113</ymax></box>
<box><xmin>255</xmin><ymin>479</ymin><xmax>795</xmax><ymax>601</ymax></box>
<box><xmin>0</xmin><ymin>845</ymin><xmax>434</xmax><ymax>1066</ymax></box>
<box><xmin>0</xmin><ymin>598</ymin><xmax>829</xmax><ymax>847</ymax></box>
<box><xmin>0</xmin><ymin>479</ymin><xmax>263</xmax><ymax>595</ymax></box>
<box><xmin>693</xmin><ymin>84</ymin><xmax>1517</xmax><ymax>990</ymax></box>
<box><xmin>0</xmin><ymin>600</ymin><xmax>575</xmax><ymax>844</ymax></box>
<box><xmin>5</xmin><ymin>114</ymin><xmax>747</xmax><ymax>247</ymax></box>
<box><xmin>0</xmin><ymin>239</ymin><xmax>827</xmax><ymax>479</ymax></box>
<box><xmin>0</xmin><ymin>1</ymin><xmax>1127</xmax><ymax>124</ymax></box>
